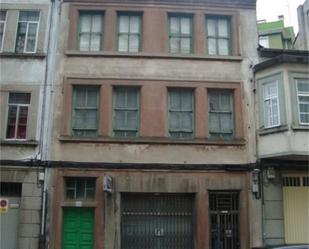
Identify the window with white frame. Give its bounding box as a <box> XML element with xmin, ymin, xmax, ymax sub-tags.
<box><xmin>78</xmin><ymin>11</ymin><xmax>103</xmax><ymax>51</ymax></box>
<box><xmin>15</xmin><ymin>11</ymin><xmax>40</xmax><ymax>53</ymax></box>
<box><xmin>259</xmin><ymin>36</ymin><xmax>269</xmax><ymax>48</ymax></box>
<box><xmin>168</xmin><ymin>89</ymin><xmax>194</xmax><ymax>138</ymax></box>
<box><xmin>169</xmin><ymin>15</ymin><xmax>193</xmax><ymax>54</ymax></box>
<box><xmin>117</xmin><ymin>14</ymin><xmax>142</xmax><ymax>52</ymax></box>
<box><xmin>6</xmin><ymin>92</ymin><xmax>31</xmax><ymax>139</ymax></box>
<box><xmin>263</xmin><ymin>81</ymin><xmax>280</xmax><ymax>128</ymax></box>
<box><xmin>0</xmin><ymin>10</ymin><xmax>7</xmax><ymax>52</ymax></box>
<box><xmin>65</xmin><ymin>177</ymin><xmax>96</xmax><ymax>201</ymax></box>
<box><xmin>208</xmin><ymin>90</ymin><xmax>234</xmax><ymax>139</ymax></box>
<box><xmin>296</xmin><ymin>79</ymin><xmax>309</xmax><ymax>124</ymax></box>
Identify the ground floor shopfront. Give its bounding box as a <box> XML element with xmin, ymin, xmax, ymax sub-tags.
<box><xmin>50</xmin><ymin>167</ymin><xmax>262</xmax><ymax>249</ymax></box>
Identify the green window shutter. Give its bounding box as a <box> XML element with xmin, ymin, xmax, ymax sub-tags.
<box><xmin>169</xmin><ymin>15</ymin><xmax>193</xmax><ymax>54</ymax></box>
<box><xmin>208</xmin><ymin>90</ymin><xmax>234</xmax><ymax>139</ymax></box>
<box><xmin>168</xmin><ymin>89</ymin><xmax>194</xmax><ymax>138</ymax></box>
<box><xmin>78</xmin><ymin>12</ymin><xmax>103</xmax><ymax>51</ymax></box>
<box><xmin>117</xmin><ymin>14</ymin><xmax>142</xmax><ymax>52</ymax></box>
<box><xmin>72</xmin><ymin>86</ymin><xmax>99</xmax><ymax>137</ymax></box>
<box><xmin>206</xmin><ymin>16</ymin><xmax>231</xmax><ymax>56</ymax></box>
<box><xmin>113</xmin><ymin>87</ymin><xmax>139</xmax><ymax>137</ymax></box>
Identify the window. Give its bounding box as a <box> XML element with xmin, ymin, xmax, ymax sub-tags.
<box><xmin>169</xmin><ymin>15</ymin><xmax>193</xmax><ymax>54</ymax></box>
<box><xmin>78</xmin><ymin>12</ymin><xmax>103</xmax><ymax>51</ymax></box>
<box><xmin>113</xmin><ymin>87</ymin><xmax>139</xmax><ymax>137</ymax></box>
<box><xmin>65</xmin><ymin>177</ymin><xmax>96</xmax><ymax>200</ymax></box>
<box><xmin>0</xmin><ymin>182</ymin><xmax>22</xmax><ymax>197</ymax></box>
<box><xmin>259</xmin><ymin>36</ymin><xmax>269</xmax><ymax>48</ymax></box>
<box><xmin>263</xmin><ymin>81</ymin><xmax>280</xmax><ymax>128</ymax></box>
<box><xmin>206</xmin><ymin>16</ymin><xmax>231</xmax><ymax>55</ymax></box>
<box><xmin>15</xmin><ymin>11</ymin><xmax>40</xmax><ymax>53</ymax></box>
<box><xmin>296</xmin><ymin>78</ymin><xmax>309</xmax><ymax>124</ymax></box>
<box><xmin>0</xmin><ymin>10</ymin><xmax>7</xmax><ymax>52</ymax></box>
<box><xmin>72</xmin><ymin>86</ymin><xmax>99</xmax><ymax>137</ymax></box>
<box><xmin>208</xmin><ymin>90</ymin><xmax>234</xmax><ymax>139</ymax></box>
<box><xmin>117</xmin><ymin>14</ymin><xmax>142</xmax><ymax>52</ymax></box>
<box><xmin>168</xmin><ymin>89</ymin><xmax>194</xmax><ymax>138</ymax></box>
<box><xmin>6</xmin><ymin>93</ymin><xmax>31</xmax><ymax>140</ymax></box>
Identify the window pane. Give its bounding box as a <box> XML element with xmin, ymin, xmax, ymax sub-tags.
<box><xmin>180</xmin><ymin>17</ymin><xmax>190</xmax><ymax>35</ymax></box>
<box><xmin>169</xmin><ymin>91</ymin><xmax>181</xmax><ymax>110</ymax></box>
<box><xmin>75</xmin><ymin>88</ymin><xmax>86</xmax><ymax>107</ymax></box>
<box><xmin>119</xmin><ymin>16</ymin><xmax>129</xmax><ymax>32</ymax></box>
<box><xmin>264</xmin><ymin>100</ymin><xmax>271</xmax><ymax>127</ymax></box>
<box><xmin>207</xmin><ymin>19</ymin><xmax>216</xmax><ymax>36</ymax></box>
<box><xmin>79</xmin><ymin>34</ymin><xmax>90</xmax><ymax>51</ymax></box>
<box><xmin>220</xmin><ymin>113</ymin><xmax>232</xmax><ymax>131</ymax></box>
<box><xmin>9</xmin><ymin>93</ymin><xmax>31</xmax><ymax>104</ymax></box>
<box><xmin>126</xmin><ymin>89</ymin><xmax>138</xmax><ymax>108</ymax></box>
<box><xmin>17</xmin><ymin>106</ymin><xmax>28</xmax><ymax>139</ymax></box>
<box><xmin>170</xmin><ymin>17</ymin><xmax>179</xmax><ymax>34</ymax></box>
<box><xmin>90</xmin><ymin>34</ymin><xmax>101</xmax><ymax>51</ymax></box>
<box><xmin>118</xmin><ymin>34</ymin><xmax>128</xmax><ymax>52</ymax></box>
<box><xmin>218</xmin><ymin>39</ymin><xmax>229</xmax><ymax>55</ymax></box>
<box><xmin>76</xmin><ymin>180</ymin><xmax>85</xmax><ymax>199</ymax></box>
<box><xmin>218</xmin><ymin>19</ymin><xmax>228</xmax><ymax>37</ymax></box>
<box><xmin>26</xmin><ymin>23</ymin><xmax>38</xmax><ymax>52</ymax></box>
<box><xmin>209</xmin><ymin>113</ymin><xmax>220</xmax><ymax>131</ymax></box>
<box><xmin>181</xmin><ymin>91</ymin><xmax>193</xmax><ymax>110</ymax></box>
<box><xmin>85</xmin><ymin>110</ymin><xmax>97</xmax><ymax>129</ymax></box>
<box><xmin>92</xmin><ymin>15</ymin><xmax>102</xmax><ymax>33</ymax></box>
<box><xmin>0</xmin><ymin>11</ymin><xmax>6</xmax><ymax>21</ymax></box>
<box><xmin>297</xmin><ymin>80</ymin><xmax>309</xmax><ymax>93</ymax></box>
<box><xmin>87</xmin><ymin>89</ymin><xmax>98</xmax><ymax>107</ymax></box>
<box><xmin>220</xmin><ymin>92</ymin><xmax>231</xmax><ymax>111</ymax></box>
<box><xmin>16</xmin><ymin>23</ymin><xmax>27</xmax><ymax>52</ymax></box>
<box><xmin>126</xmin><ymin>111</ymin><xmax>138</xmax><ymax>129</ymax></box>
<box><xmin>300</xmin><ymin>114</ymin><xmax>309</xmax><ymax>123</ymax></box>
<box><xmin>300</xmin><ymin>103</ymin><xmax>309</xmax><ymax>113</ymax></box>
<box><xmin>129</xmin><ymin>16</ymin><xmax>140</xmax><ymax>33</ymax></box>
<box><xmin>209</xmin><ymin>93</ymin><xmax>220</xmax><ymax>111</ymax></box>
<box><xmin>180</xmin><ymin>38</ymin><xmax>191</xmax><ymax>54</ymax></box>
<box><xmin>80</xmin><ymin>14</ymin><xmax>91</xmax><ymax>32</ymax></box>
<box><xmin>19</xmin><ymin>11</ymin><xmax>39</xmax><ymax>22</ymax></box>
<box><xmin>114</xmin><ymin>111</ymin><xmax>126</xmax><ymax>129</ymax></box>
<box><xmin>73</xmin><ymin>110</ymin><xmax>86</xmax><ymax>128</ymax></box>
<box><xmin>181</xmin><ymin>112</ymin><xmax>192</xmax><ymax>130</ymax></box>
<box><xmin>6</xmin><ymin>106</ymin><xmax>17</xmax><ymax>139</ymax></box>
<box><xmin>170</xmin><ymin>112</ymin><xmax>180</xmax><ymax>130</ymax></box>
<box><xmin>170</xmin><ymin>37</ymin><xmax>179</xmax><ymax>53</ymax></box>
<box><xmin>207</xmin><ymin>38</ymin><xmax>216</xmax><ymax>55</ymax></box>
<box><xmin>115</xmin><ymin>88</ymin><xmax>126</xmax><ymax>108</ymax></box>
<box><xmin>129</xmin><ymin>35</ymin><xmax>139</xmax><ymax>52</ymax></box>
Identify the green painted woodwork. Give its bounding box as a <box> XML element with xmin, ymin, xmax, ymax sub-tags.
<box><xmin>63</xmin><ymin>208</ymin><xmax>94</xmax><ymax>249</ymax></box>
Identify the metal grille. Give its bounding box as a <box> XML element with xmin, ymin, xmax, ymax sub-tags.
<box><xmin>282</xmin><ymin>177</ymin><xmax>301</xmax><ymax>187</ymax></box>
<box><xmin>0</xmin><ymin>182</ymin><xmax>22</xmax><ymax>197</ymax></box>
<box><xmin>209</xmin><ymin>191</ymin><xmax>240</xmax><ymax>249</ymax></box>
<box><xmin>121</xmin><ymin>194</ymin><xmax>193</xmax><ymax>249</ymax></box>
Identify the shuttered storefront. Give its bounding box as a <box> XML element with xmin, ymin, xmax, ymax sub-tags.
<box><xmin>121</xmin><ymin>194</ymin><xmax>193</xmax><ymax>249</ymax></box>
<box><xmin>283</xmin><ymin>175</ymin><xmax>309</xmax><ymax>244</ymax></box>
<box><xmin>63</xmin><ymin>208</ymin><xmax>94</xmax><ymax>249</ymax></box>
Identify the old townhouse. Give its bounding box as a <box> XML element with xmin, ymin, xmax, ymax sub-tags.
<box><xmin>48</xmin><ymin>0</ymin><xmax>262</xmax><ymax>249</ymax></box>
<box><xmin>254</xmin><ymin>48</ymin><xmax>309</xmax><ymax>246</ymax></box>
<box><xmin>0</xmin><ymin>0</ymin><xmax>57</xmax><ymax>249</ymax></box>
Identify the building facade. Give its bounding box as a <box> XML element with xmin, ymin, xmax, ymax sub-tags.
<box><xmin>0</xmin><ymin>0</ymin><xmax>58</xmax><ymax>248</ymax></box>
<box><xmin>48</xmin><ymin>0</ymin><xmax>262</xmax><ymax>249</ymax></box>
<box><xmin>294</xmin><ymin>0</ymin><xmax>309</xmax><ymax>50</ymax></box>
<box><xmin>254</xmin><ymin>48</ymin><xmax>309</xmax><ymax>246</ymax></box>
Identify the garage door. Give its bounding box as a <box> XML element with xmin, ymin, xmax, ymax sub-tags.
<box><xmin>283</xmin><ymin>175</ymin><xmax>309</xmax><ymax>243</ymax></box>
<box><xmin>63</xmin><ymin>208</ymin><xmax>94</xmax><ymax>249</ymax></box>
<box><xmin>121</xmin><ymin>194</ymin><xmax>193</xmax><ymax>249</ymax></box>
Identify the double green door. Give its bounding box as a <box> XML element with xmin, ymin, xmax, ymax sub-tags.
<box><xmin>63</xmin><ymin>208</ymin><xmax>94</xmax><ymax>249</ymax></box>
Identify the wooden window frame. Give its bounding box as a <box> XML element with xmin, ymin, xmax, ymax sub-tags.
<box><xmin>205</xmin><ymin>15</ymin><xmax>232</xmax><ymax>56</ymax></box>
<box><xmin>77</xmin><ymin>11</ymin><xmax>104</xmax><ymax>51</ymax></box>
<box><xmin>15</xmin><ymin>10</ymin><xmax>40</xmax><ymax>53</ymax></box>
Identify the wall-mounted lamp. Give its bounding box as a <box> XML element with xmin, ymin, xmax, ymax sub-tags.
<box><xmin>252</xmin><ymin>168</ymin><xmax>261</xmax><ymax>199</ymax></box>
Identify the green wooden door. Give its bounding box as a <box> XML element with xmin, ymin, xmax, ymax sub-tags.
<box><xmin>63</xmin><ymin>208</ymin><xmax>94</xmax><ymax>249</ymax></box>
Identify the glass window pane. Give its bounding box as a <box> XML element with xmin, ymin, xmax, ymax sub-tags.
<box><xmin>209</xmin><ymin>113</ymin><xmax>220</xmax><ymax>131</ymax></box>
<box><xmin>297</xmin><ymin>80</ymin><xmax>309</xmax><ymax>93</ymax></box>
<box><xmin>86</xmin><ymin>110</ymin><xmax>97</xmax><ymax>129</ymax></box>
<box><xmin>299</xmin><ymin>96</ymin><xmax>309</xmax><ymax>103</ymax></box>
<box><xmin>181</xmin><ymin>91</ymin><xmax>192</xmax><ymax>110</ymax></box>
<box><xmin>220</xmin><ymin>113</ymin><xmax>232</xmax><ymax>131</ymax></box>
<box><xmin>80</xmin><ymin>14</ymin><xmax>91</xmax><ymax>32</ymax></box>
<box><xmin>170</xmin><ymin>17</ymin><xmax>179</xmax><ymax>34</ymax></box>
<box><xmin>300</xmin><ymin>114</ymin><xmax>309</xmax><ymax>123</ymax></box>
<box><xmin>79</xmin><ymin>34</ymin><xmax>90</xmax><ymax>51</ymax></box>
<box><xmin>170</xmin><ymin>37</ymin><xmax>179</xmax><ymax>53</ymax></box>
<box><xmin>87</xmin><ymin>89</ymin><xmax>98</xmax><ymax>107</ymax></box>
<box><xmin>220</xmin><ymin>92</ymin><xmax>231</xmax><ymax>111</ymax></box>
<box><xmin>118</xmin><ymin>34</ymin><xmax>128</xmax><ymax>52</ymax></box>
<box><xmin>75</xmin><ymin>88</ymin><xmax>86</xmax><ymax>107</ymax></box>
<box><xmin>27</xmin><ymin>11</ymin><xmax>40</xmax><ymax>21</ymax></box>
<box><xmin>16</xmin><ymin>23</ymin><xmax>27</xmax><ymax>52</ymax></box>
<box><xmin>264</xmin><ymin>100</ymin><xmax>271</xmax><ymax>127</ymax></box>
<box><xmin>181</xmin><ymin>112</ymin><xmax>192</xmax><ymax>130</ymax></box>
<box><xmin>17</xmin><ymin>106</ymin><xmax>28</xmax><ymax>139</ymax></box>
<box><xmin>218</xmin><ymin>19</ymin><xmax>228</xmax><ymax>37</ymax></box>
<box><xmin>126</xmin><ymin>89</ymin><xmax>138</xmax><ymax>108</ymax></box>
<box><xmin>180</xmin><ymin>17</ymin><xmax>190</xmax><ymax>35</ymax></box>
<box><xmin>129</xmin><ymin>16</ymin><xmax>140</xmax><ymax>33</ymax></box>
<box><xmin>207</xmin><ymin>18</ymin><xmax>216</xmax><ymax>37</ymax></box>
<box><xmin>92</xmin><ymin>15</ymin><xmax>102</xmax><ymax>33</ymax></box>
<box><xmin>76</xmin><ymin>180</ymin><xmax>85</xmax><ymax>199</ymax></box>
<box><xmin>26</xmin><ymin>37</ymin><xmax>36</xmax><ymax>52</ymax></box>
<box><xmin>28</xmin><ymin>23</ymin><xmax>37</xmax><ymax>36</ymax></box>
<box><xmin>90</xmin><ymin>34</ymin><xmax>101</xmax><ymax>51</ymax></box>
<box><xmin>129</xmin><ymin>35</ymin><xmax>139</xmax><ymax>52</ymax></box>
<box><xmin>119</xmin><ymin>16</ymin><xmax>129</xmax><ymax>32</ymax></box>
<box><xmin>73</xmin><ymin>110</ymin><xmax>86</xmax><ymax>128</ymax></box>
<box><xmin>299</xmin><ymin>103</ymin><xmax>309</xmax><ymax>113</ymax></box>
<box><xmin>209</xmin><ymin>92</ymin><xmax>220</xmax><ymax>111</ymax></box>
<box><xmin>170</xmin><ymin>112</ymin><xmax>180</xmax><ymax>130</ymax></box>
<box><xmin>170</xmin><ymin>91</ymin><xmax>181</xmax><ymax>110</ymax></box>
<box><xmin>207</xmin><ymin>38</ymin><xmax>217</xmax><ymax>55</ymax></box>
<box><xmin>180</xmin><ymin>38</ymin><xmax>191</xmax><ymax>54</ymax></box>
<box><xmin>126</xmin><ymin>111</ymin><xmax>138</xmax><ymax>129</ymax></box>
<box><xmin>114</xmin><ymin>111</ymin><xmax>126</xmax><ymax>129</ymax></box>
<box><xmin>9</xmin><ymin>93</ymin><xmax>31</xmax><ymax>104</ymax></box>
<box><xmin>6</xmin><ymin>106</ymin><xmax>17</xmax><ymax>139</ymax></box>
<box><xmin>218</xmin><ymin>39</ymin><xmax>229</xmax><ymax>55</ymax></box>
<box><xmin>0</xmin><ymin>11</ymin><xmax>6</xmax><ymax>21</ymax></box>
<box><xmin>115</xmin><ymin>88</ymin><xmax>126</xmax><ymax>108</ymax></box>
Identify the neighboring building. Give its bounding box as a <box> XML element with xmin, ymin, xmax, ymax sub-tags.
<box><xmin>0</xmin><ymin>1</ymin><xmax>58</xmax><ymax>249</ymax></box>
<box><xmin>48</xmin><ymin>0</ymin><xmax>262</xmax><ymax>249</ymax></box>
<box><xmin>254</xmin><ymin>48</ymin><xmax>309</xmax><ymax>246</ymax></box>
<box><xmin>294</xmin><ymin>0</ymin><xmax>309</xmax><ymax>50</ymax></box>
<box><xmin>257</xmin><ymin>17</ymin><xmax>295</xmax><ymax>49</ymax></box>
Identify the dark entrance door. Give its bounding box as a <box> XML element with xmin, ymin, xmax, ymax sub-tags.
<box><xmin>121</xmin><ymin>194</ymin><xmax>193</xmax><ymax>249</ymax></box>
<box><xmin>209</xmin><ymin>191</ymin><xmax>240</xmax><ymax>249</ymax></box>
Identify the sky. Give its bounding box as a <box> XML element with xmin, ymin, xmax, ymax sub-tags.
<box><xmin>256</xmin><ymin>0</ymin><xmax>305</xmax><ymax>33</ymax></box>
